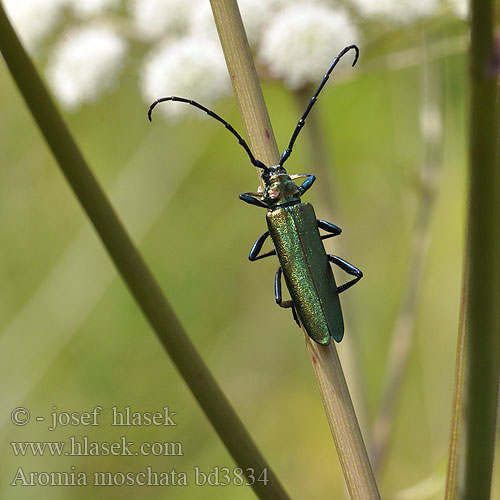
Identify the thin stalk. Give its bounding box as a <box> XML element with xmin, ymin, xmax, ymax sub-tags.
<box><xmin>210</xmin><ymin>1</ymin><xmax>379</xmax><ymax>498</ymax></box>
<box><xmin>209</xmin><ymin>0</ymin><xmax>279</xmax><ymax>181</ymax></box>
<box><xmin>459</xmin><ymin>0</ymin><xmax>500</xmax><ymax>497</ymax></box>
<box><xmin>0</xmin><ymin>5</ymin><xmax>289</xmax><ymax>500</ymax></box>
<box><xmin>370</xmin><ymin>48</ymin><xmax>443</xmax><ymax>472</ymax></box>
<box><xmin>444</xmin><ymin>236</ymin><xmax>468</xmax><ymax>499</ymax></box>
<box><xmin>307</xmin><ymin>338</ymin><xmax>379</xmax><ymax>499</ymax></box>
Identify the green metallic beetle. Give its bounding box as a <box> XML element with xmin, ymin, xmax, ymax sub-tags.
<box><xmin>148</xmin><ymin>44</ymin><xmax>362</xmax><ymax>345</ymax></box>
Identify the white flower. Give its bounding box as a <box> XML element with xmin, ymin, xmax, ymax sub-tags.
<box><xmin>258</xmin><ymin>4</ymin><xmax>360</xmax><ymax>89</ymax></box>
<box><xmin>46</xmin><ymin>23</ymin><xmax>128</xmax><ymax>110</ymax></box>
<box><xmin>189</xmin><ymin>0</ymin><xmax>288</xmax><ymax>50</ymax></box>
<box><xmin>140</xmin><ymin>37</ymin><xmax>231</xmax><ymax>119</ymax></box>
<box><xmin>65</xmin><ymin>0</ymin><xmax>121</xmax><ymax>19</ymax></box>
<box><xmin>188</xmin><ymin>2</ymin><xmax>219</xmax><ymax>42</ymax></box>
<box><xmin>4</xmin><ymin>0</ymin><xmax>65</xmax><ymax>50</ymax></box>
<box><xmin>129</xmin><ymin>0</ymin><xmax>201</xmax><ymax>41</ymax></box>
<box><xmin>237</xmin><ymin>0</ymin><xmax>286</xmax><ymax>48</ymax></box>
<box><xmin>448</xmin><ymin>0</ymin><xmax>468</xmax><ymax>19</ymax></box>
<box><xmin>348</xmin><ymin>0</ymin><xmax>440</xmax><ymax>24</ymax></box>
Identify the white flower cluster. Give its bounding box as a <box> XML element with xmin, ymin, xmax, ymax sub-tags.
<box><xmin>133</xmin><ymin>0</ymin><xmax>230</xmax><ymax>118</ymax></box>
<box><xmin>65</xmin><ymin>0</ymin><xmax>121</xmax><ymax>20</ymax></box>
<box><xmin>5</xmin><ymin>0</ymin><xmax>126</xmax><ymax>111</ymax></box>
<box><xmin>258</xmin><ymin>3</ymin><xmax>359</xmax><ymax>89</ymax></box>
<box><xmin>4</xmin><ymin>0</ymin><xmax>66</xmax><ymax>49</ymax></box>
<box><xmin>130</xmin><ymin>0</ymin><xmax>198</xmax><ymax>41</ymax></box>
<box><xmin>140</xmin><ymin>38</ymin><xmax>230</xmax><ymax>119</ymax></box>
<box><xmin>348</xmin><ymin>0</ymin><xmax>440</xmax><ymax>25</ymax></box>
<box><xmin>447</xmin><ymin>0</ymin><xmax>469</xmax><ymax>19</ymax></box>
<box><xmin>46</xmin><ymin>23</ymin><xmax>127</xmax><ymax>111</ymax></box>
<box><xmin>137</xmin><ymin>0</ymin><xmax>361</xmax><ymax>115</ymax></box>
<box><xmin>237</xmin><ymin>0</ymin><xmax>287</xmax><ymax>46</ymax></box>
<box><xmin>5</xmin><ymin>0</ymin><xmax>467</xmax><ymax>115</ymax></box>
<box><xmin>4</xmin><ymin>0</ymin><xmax>120</xmax><ymax>48</ymax></box>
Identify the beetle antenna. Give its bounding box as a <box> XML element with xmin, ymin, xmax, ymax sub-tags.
<box><xmin>148</xmin><ymin>96</ymin><xmax>268</xmax><ymax>170</ymax></box>
<box><xmin>279</xmin><ymin>44</ymin><xmax>359</xmax><ymax>167</ymax></box>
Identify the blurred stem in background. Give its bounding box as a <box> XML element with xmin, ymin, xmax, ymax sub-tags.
<box><xmin>444</xmin><ymin>230</ymin><xmax>468</xmax><ymax>499</ymax></box>
<box><xmin>0</xmin><ymin>3</ymin><xmax>290</xmax><ymax>499</ymax></box>
<box><xmin>370</xmin><ymin>38</ymin><xmax>443</xmax><ymax>473</ymax></box>
<box><xmin>293</xmin><ymin>86</ymin><xmax>340</xmax><ymax>216</ymax></box>
<box><xmin>448</xmin><ymin>0</ymin><xmax>500</xmax><ymax>498</ymax></box>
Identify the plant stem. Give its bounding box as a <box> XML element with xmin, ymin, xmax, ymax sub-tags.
<box><xmin>0</xmin><ymin>4</ymin><xmax>289</xmax><ymax>499</ymax></box>
<box><xmin>444</xmin><ymin>237</ymin><xmax>468</xmax><ymax>499</ymax></box>
<box><xmin>459</xmin><ymin>0</ymin><xmax>500</xmax><ymax>497</ymax></box>
<box><xmin>210</xmin><ymin>1</ymin><xmax>379</xmax><ymax>498</ymax></box>
<box><xmin>210</xmin><ymin>0</ymin><xmax>280</xmax><ymax>181</ymax></box>
<box><xmin>307</xmin><ymin>338</ymin><xmax>380</xmax><ymax>499</ymax></box>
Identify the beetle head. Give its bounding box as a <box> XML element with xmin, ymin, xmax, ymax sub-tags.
<box><xmin>261</xmin><ymin>165</ymin><xmax>301</xmax><ymax>208</ymax></box>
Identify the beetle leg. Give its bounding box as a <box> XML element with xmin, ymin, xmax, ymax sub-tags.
<box><xmin>289</xmin><ymin>174</ymin><xmax>311</xmax><ymax>180</ymax></box>
<box><xmin>275</xmin><ymin>267</ymin><xmax>300</xmax><ymax>326</ymax></box>
<box><xmin>239</xmin><ymin>192</ymin><xmax>268</xmax><ymax>209</ymax></box>
<box><xmin>290</xmin><ymin>173</ymin><xmax>316</xmax><ymax>195</ymax></box>
<box><xmin>328</xmin><ymin>255</ymin><xmax>363</xmax><ymax>293</ymax></box>
<box><xmin>275</xmin><ymin>267</ymin><xmax>294</xmax><ymax>308</ymax></box>
<box><xmin>291</xmin><ymin>304</ymin><xmax>300</xmax><ymax>326</ymax></box>
<box><xmin>249</xmin><ymin>231</ymin><xmax>276</xmax><ymax>261</ymax></box>
<box><xmin>318</xmin><ymin>219</ymin><xmax>342</xmax><ymax>241</ymax></box>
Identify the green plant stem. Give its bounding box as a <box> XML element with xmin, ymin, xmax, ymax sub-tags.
<box><xmin>460</xmin><ymin>0</ymin><xmax>500</xmax><ymax>497</ymax></box>
<box><xmin>210</xmin><ymin>1</ymin><xmax>379</xmax><ymax>498</ymax></box>
<box><xmin>0</xmin><ymin>5</ymin><xmax>289</xmax><ymax>499</ymax></box>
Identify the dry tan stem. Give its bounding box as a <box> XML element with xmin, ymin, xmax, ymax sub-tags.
<box><xmin>210</xmin><ymin>0</ymin><xmax>280</xmax><ymax>180</ymax></box>
<box><xmin>307</xmin><ymin>337</ymin><xmax>379</xmax><ymax>499</ymax></box>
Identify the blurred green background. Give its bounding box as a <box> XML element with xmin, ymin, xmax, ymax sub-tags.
<box><xmin>1</xmin><ymin>3</ymin><xmax>499</xmax><ymax>499</ymax></box>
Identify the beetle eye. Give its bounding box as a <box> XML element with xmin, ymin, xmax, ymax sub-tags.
<box><xmin>268</xmin><ymin>186</ymin><xmax>279</xmax><ymax>199</ymax></box>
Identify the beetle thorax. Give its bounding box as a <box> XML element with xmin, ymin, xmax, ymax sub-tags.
<box><xmin>262</xmin><ymin>166</ymin><xmax>301</xmax><ymax>208</ymax></box>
